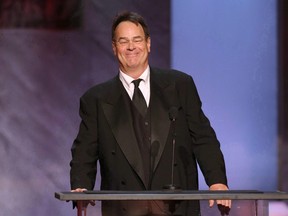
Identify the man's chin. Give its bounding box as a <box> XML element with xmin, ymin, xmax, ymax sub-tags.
<box><xmin>125</xmin><ymin>63</ymin><xmax>140</xmax><ymax>70</ymax></box>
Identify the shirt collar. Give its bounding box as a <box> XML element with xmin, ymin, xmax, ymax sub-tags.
<box><xmin>119</xmin><ymin>66</ymin><xmax>150</xmax><ymax>89</ymax></box>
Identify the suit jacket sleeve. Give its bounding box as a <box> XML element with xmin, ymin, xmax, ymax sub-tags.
<box><xmin>180</xmin><ymin>75</ymin><xmax>227</xmax><ymax>186</ymax></box>
<box><xmin>70</xmin><ymin>91</ymin><xmax>99</xmax><ymax>190</ymax></box>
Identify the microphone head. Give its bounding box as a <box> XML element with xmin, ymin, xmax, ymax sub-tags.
<box><xmin>169</xmin><ymin>107</ymin><xmax>178</xmax><ymax>121</ymax></box>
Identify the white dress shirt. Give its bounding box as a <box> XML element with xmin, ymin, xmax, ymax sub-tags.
<box><xmin>119</xmin><ymin>66</ymin><xmax>150</xmax><ymax>106</ymax></box>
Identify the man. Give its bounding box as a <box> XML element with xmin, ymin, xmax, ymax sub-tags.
<box><xmin>70</xmin><ymin>11</ymin><xmax>231</xmax><ymax>216</ymax></box>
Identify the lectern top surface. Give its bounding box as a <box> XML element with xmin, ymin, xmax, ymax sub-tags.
<box><xmin>55</xmin><ymin>190</ymin><xmax>288</xmax><ymax>201</ymax></box>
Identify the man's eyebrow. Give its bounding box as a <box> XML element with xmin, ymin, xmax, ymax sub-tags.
<box><xmin>117</xmin><ymin>36</ymin><xmax>143</xmax><ymax>40</ymax></box>
<box><xmin>118</xmin><ymin>36</ymin><xmax>128</xmax><ymax>40</ymax></box>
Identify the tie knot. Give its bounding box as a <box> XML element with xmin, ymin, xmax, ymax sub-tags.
<box><xmin>132</xmin><ymin>79</ymin><xmax>142</xmax><ymax>88</ymax></box>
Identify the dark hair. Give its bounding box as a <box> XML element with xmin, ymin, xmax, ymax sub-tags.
<box><xmin>112</xmin><ymin>11</ymin><xmax>150</xmax><ymax>40</ymax></box>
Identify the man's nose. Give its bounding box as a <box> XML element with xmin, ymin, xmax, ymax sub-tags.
<box><xmin>127</xmin><ymin>41</ymin><xmax>135</xmax><ymax>50</ymax></box>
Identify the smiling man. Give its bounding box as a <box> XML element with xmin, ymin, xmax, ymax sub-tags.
<box><xmin>70</xmin><ymin>11</ymin><xmax>231</xmax><ymax>216</ymax></box>
<box><xmin>112</xmin><ymin>20</ymin><xmax>150</xmax><ymax>78</ymax></box>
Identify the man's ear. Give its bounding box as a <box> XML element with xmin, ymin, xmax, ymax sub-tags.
<box><xmin>147</xmin><ymin>37</ymin><xmax>151</xmax><ymax>53</ymax></box>
<box><xmin>112</xmin><ymin>42</ymin><xmax>117</xmax><ymax>55</ymax></box>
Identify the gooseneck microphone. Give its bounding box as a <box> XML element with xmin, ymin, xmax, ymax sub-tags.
<box><xmin>163</xmin><ymin>107</ymin><xmax>181</xmax><ymax>190</ymax></box>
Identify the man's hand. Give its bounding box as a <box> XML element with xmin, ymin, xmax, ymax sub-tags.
<box><xmin>71</xmin><ymin>188</ymin><xmax>88</xmax><ymax>193</ymax></box>
<box><xmin>71</xmin><ymin>188</ymin><xmax>95</xmax><ymax>208</ymax></box>
<box><xmin>209</xmin><ymin>183</ymin><xmax>231</xmax><ymax>215</ymax></box>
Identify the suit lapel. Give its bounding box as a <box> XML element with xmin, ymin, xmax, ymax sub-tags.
<box><xmin>150</xmin><ymin>69</ymin><xmax>181</xmax><ymax>172</ymax></box>
<box><xmin>101</xmin><ymin>77</ymin><xmax>146</xmax><ymax>185</ymax></box>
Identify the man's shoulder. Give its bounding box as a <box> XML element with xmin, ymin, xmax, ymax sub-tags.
<box><xmin>81</xmin><ymin>76</ymin><xmax>119</xmax><ymax>98</ymax></box>
<box><xmin>151</xmin><ymin>67</ymin><xmax>192</xmax><ymax>80</ymax></box>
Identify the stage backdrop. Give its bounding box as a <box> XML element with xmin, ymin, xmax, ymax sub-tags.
<box><xmin>172</xmin><ymin>0</ymin><xmax>278</xmax><ymax>190</ymax></box>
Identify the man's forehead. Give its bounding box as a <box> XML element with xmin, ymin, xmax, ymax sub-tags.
<box><xmin>115</xmin><ymin>21</ymin><xmax>143</xmax><ymax>33</ymax></box>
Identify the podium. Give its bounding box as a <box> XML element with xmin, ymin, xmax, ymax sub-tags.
<box><xmin>55</xmin><ymin>190</ymin><xmax>288</xmax><ymax>216</ymax></box>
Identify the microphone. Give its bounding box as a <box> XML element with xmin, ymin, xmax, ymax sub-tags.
<box><xmin>169</xmin><ymin>106</ymin><xmax>178</xmax><ymax>121</ymax></box>
<box><xmin>163</xmin><ymin>107</ymin><xmax>181</xmax><ymax>190</ymax></box>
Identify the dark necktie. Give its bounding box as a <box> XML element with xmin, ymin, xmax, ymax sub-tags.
<box><xmin>132</xmin><ymin>79</ymin><xmax>147</xmax><ymax>116</ymax></box>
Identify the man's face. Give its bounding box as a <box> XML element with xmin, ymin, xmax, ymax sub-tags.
<box><xmin>112</xmin><ymin>21</ymin><xmax>151</xmax><ymax>75</ymax></box>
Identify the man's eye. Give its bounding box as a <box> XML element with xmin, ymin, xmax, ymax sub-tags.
<box><xmin>133</xmin><ymin>38</ymin><xmax>143</xmax><ymax>43</ymax></box>
<box><xmin>118</xmin><ymin>40</ymin><xmax>129</xmax><ymax>44</ymax></box>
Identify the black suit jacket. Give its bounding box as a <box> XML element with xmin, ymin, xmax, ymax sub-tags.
<box><xmin>70</xmin><ymin>67</ymin><xmax>227</xmax><ymax>215</ymax></box>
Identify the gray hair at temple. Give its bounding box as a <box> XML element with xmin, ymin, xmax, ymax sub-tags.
<box><xmin>111</xmin><ymin>11</ymin><xmax>150</xmax><ymax>41</ymax></box>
